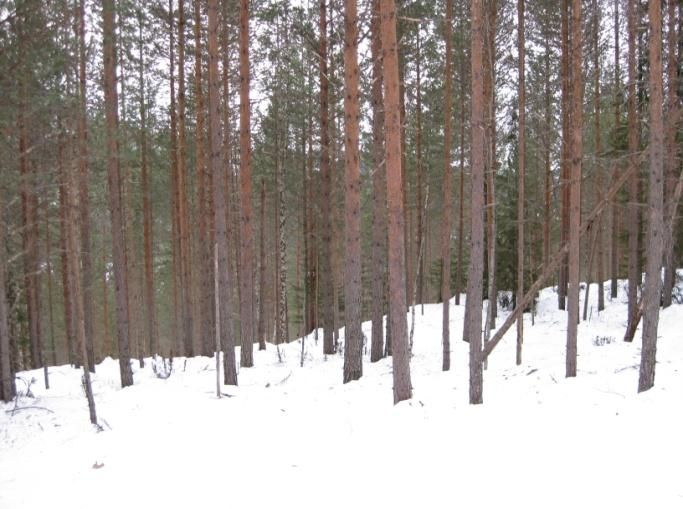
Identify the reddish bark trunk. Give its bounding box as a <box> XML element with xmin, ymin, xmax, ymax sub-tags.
<box><xmin>380</xmin><ymin>0</ymin><xmax>411</xmax><ymax>404</ymax></box>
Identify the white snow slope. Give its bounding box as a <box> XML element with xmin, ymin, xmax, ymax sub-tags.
<box><xmin>1</xmin><ymin>279</ymin><xmax>682</xmax><ymax>508</ymax></box>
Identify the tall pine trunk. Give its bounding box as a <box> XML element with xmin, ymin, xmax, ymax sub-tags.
<box><xmin>559</xmin><ymin>0</ymin><xmax>570</xmax><ymax>310</ymax></box>
<box><xmin>239</xmin><ymin>0</ymin><xmax>255</xmax><ymax>367</ymax></box>
<box><xmin>76</xmin><ymin>0</ymin><xmax>95</xmax><ymax>371</ymax></box>
<box><xmin>638</xmin><ymin>0</ymin><xmax>664</xmax><ymax>392</ymax></box>
<box><xmin>103</xmin><ymin>0</ymin><xmax>133</xmax><ymax>388</ymax></box>
<box><xmin>566</xmin><ymin>0</ymin><xmax>583</xmax><ymax>378</ymax></box>
<box><xmin>662</xmin><ymin>0</ymin><xmax>679</xmax><ymax>308</ymax></box>
<box><xmin>208</xmin><ymin>0</ymin><xmax>237</xmax><ymax>385</ymax></box>
<box><xmin>258</xmin><ymin>179</ymin><xmax>267</xmax><ymax>350</ymax></box>
<box><xmin>625</xmin><ymin>0</ymin><xmax>639</xmax><ymax>335</ymax></box>
<box><xmin>319</xmin><ymin>0</ymin><xmax>334</xmax><ymax>355</ymax></box>
<box><xmin>456</xmin><ymin>41</ymin><xmax>466</xmax><ymax>306</ymax></box>
<box><xmin>441</xmin><ymin>0</ymin><xmax>454</xmax><ymax>372</ymax></box>
<box><xmin>138</xmin><ymin>10</ymin><xmax>157</xmax><ymax>357</ymax></box>
<box><xmin>610</xmin><ymin>0</ymin><xmax>621</xmax><ymax>300</ymax></box>
<box><xmin>177</xmin><ymin>0</ymin><xmax>194</xmax><ymax>357</ymax></box>
<box><xmin>19</xmin><ymin>90</ymin><xmax>42</xmax><ymax>371</ymax></box>
<box><xmin>168</xmin><ymin>0</ymin><xmax>181</xmax><ymax>356</ymax></box>
<box><xmin>342</xmin><ymin>0</ymin><xmax>362</xmax><ymax>383</ymax></box>
<box><xmin>467</xmin><ymin>0</ymin><xmax>485</xmax><ymax>405</ymax></box>
<box><xmin>193</xmin><ymin>0</ymin><xmax>210</xmax><ymax>356</ymax></box>
<box><xmin>0</xmin><ymin>189</ymin><xmax>15</xmax><ymax>402</ymax></box>
<box><xmin>516</xmin><ymin>0</ymin><xmax>525</xmax><ymax>366</ymax></box>
<box><xmin>415</xmin><ymin>29</ymin><xmax>425</xmax><ymax>313</ymax></box>
<box><xmin>64</xmin><ymin>122</ymin><xmax>98</xmax><ymax>425</ymax></box>
<box><xmin>370</xmin><ymin>0</ymin><xmax>386</xmax><ymax>363</ymax></box>
<box><xmin>380</xmin><ymin>0</ymin><xmax>411</xmax><ymax>404</ymax></box>
<box><xmin>593</xmin><ymin>0</ymin><xmax>605</xmax><ymax>313</ymax></box>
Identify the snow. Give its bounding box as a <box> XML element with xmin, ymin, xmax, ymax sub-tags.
<box><xmin>1</xmin><ymin>279</ymin><xmax>682</xmax><ymax>508</ymax></box>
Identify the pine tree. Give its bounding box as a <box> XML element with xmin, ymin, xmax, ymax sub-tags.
<box><xmin>103</xmin><ymin>0</ymin><xmax>134</xmax><ymax>388</ymax></box>
<box><xmin>342</xmin><ymin>0</ymin><xmax>362</xmax><ymax>383</ymax></box>
<box><xmin>638</xmin><ymin>0</ymin><xmax>665</xmax><ymax>392</ymax></box>
<box><xmin>381</xmin><ymin>0</ymin><xmax>411</xmax><ymax>404</ymax></box>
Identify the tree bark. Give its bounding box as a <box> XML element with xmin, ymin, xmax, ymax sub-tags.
<box><xmin>610</xmin><ymin>0</ymin><xmax>621</xmax><ymax>300</ymax></box>
<box><xmin>380</xmin><ymin>0</ymin><xmax>411</xmax><ymax>404</ymax></box>
<box><xmin>566</xmin><ymin>0</ymin><xmax>583</xmax><ymax>378</ymax></box>
<box><xmin>19</xmin><ymin>91</ymin><xmax>42</xmax><ymax>371</ymax></box>
<box><xmin>516</xmin><ymin>0</ymin><xmax>525</xmax><ymax>366</ymax></box>
<box><xmin>193</xmin><ymin>0</ymin><xmax>210</xmax><ymax>356</ymax></box>
<box><xmin>662</xmin><ymin>0</ymin><xmax>679</xmax><ymax>308</ymax></box>
<box><xmin>456</xmin><ymin>39</ymin><xmax>466</xmax><ymax>307</ymax></box>
<box><xmin>258</xmin><ymin>178</ymin><xmax>267</xmax><ymax>350</ymax></box>
<box><xmin>76</xmin><ymin>0</ymin><xmax>95</xmax><ymax>372</ymax></box>
<box><xmin>559</xmin><ymin>0</ymin><xmax>570</xmax><ymax>310</ymax></box>
<box><xmin>484</xmin><ymin>0</ymin><xmax>498</xmax><ymax>336</ymax></box>
<box><xmin>370</xmin><ymin>0</ymin><xmax>386</xmax><ymax>363</ymax></box>
<box><xmin>441</xmin><ymin>0</ymin><xmax>454</xmax><ymax>372</ymax></box>
<box><xmin>543</xmin><ymin>31</ymin><xmax>552</xmax><ymax>271</ymax></box>
<box><xmin>239</xmin><ymin>0</ymin><xmax>255</xmax><ymax>367</ymax></box>
<box><xmin>626</xmin><ymin>0</ymin><xmax>639</xmax><ymax>333</ymax></box>
<box><xmin>168</xmin><ymin>0</ymin><xmax>181</xmax><ymax>356</ymax></box>
<box><xmin>343</xmin><ymin>0</ymin><xmax>362</xmax><ymax>383</ymax></box>
<box><xmin>0</xmin><ymin>189</ymin><xmax>15</xmax><ymax>402</ymax></box>
<box><xmin>103</xmin><ymin>0</ymin><xmax>134</xmax><ymax>388</ymax></box>
<box><xmin>64</xmin><ymin>121</ymin><xmax>98</xmax><ymax>425</ymax></box>
<box><xmin>138</xmin><ymin>10</ymin><xmax>157</xmax><ymax>358</ymax></box>
<box><xmin>638</xmin><ymin>0</ymin><xmax>664</xmax><ymax>393</ymax></box>
<box><xmin>467</xmin><ymin>0</ymin><xmax>485</xmax><ymax>405</ymax></box>
<box><xmin>44</xmin><ymin>205</ymin><xmax>57</xmax><ymax>366</ymax></box>
<box><xmin>593</xmin><ymin>0</ymin><xmax>605</xmax><ymax>313</ymax></box>
<box><xmin>58</xmin><ymin>127</ymin><xmax>76</xmax><ymax>365</ymax></box>
<box><xmin>319</xmin><ymin>0</ymin><xmax>334</xmax><ymax>356</ymax></box>
<box><xmin>415</xmin><ymin>29</ymin><xmax>424</xmax><ymax>314</ymax></box>
<box><xmin>208</xmin><ymin>0</ymin><xmax>237</xmax><ymax>385</ymax></box>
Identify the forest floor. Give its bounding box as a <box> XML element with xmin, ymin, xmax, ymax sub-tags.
<box><xmin>1</xmin><ymin>278</ymin><xmax>682</xmax><ymax>508</ymax></box>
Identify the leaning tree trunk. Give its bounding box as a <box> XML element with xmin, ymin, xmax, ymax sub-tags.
<box><xmin>380</xmin><ymin>0</ymin><xmax>411</xmax><ymax>404</ymax></box>
<box><xmin>638</xmin><ymin>0</ymin><xmax>664</xmax><ymax>393</ymax></box>
<box><xmin>342</xmin><ymin>0</ymin><xmax>362</xmax><ymax>384</ymax></box>
<box><xmin>103</xmin><ymin>0</ymin><xmax>133</xmax><ymax>388</ymax></box>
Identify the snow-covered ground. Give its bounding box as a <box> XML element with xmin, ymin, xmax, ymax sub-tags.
<box><xmin>1</xmin><ymin>279</ymin><xmax>682</xmax><ymax>508</ymax></box>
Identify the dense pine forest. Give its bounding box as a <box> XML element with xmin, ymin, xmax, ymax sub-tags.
<box><xmin>0</xmin><ymin>0</ymin><xmax>680</xmax><ymax>416</ymax></box>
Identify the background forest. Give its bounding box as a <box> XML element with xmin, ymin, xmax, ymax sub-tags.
<box><xmin>0</xmin><ymin>0</ymin><xmax>680</xmax><ymax>406</ymax></box>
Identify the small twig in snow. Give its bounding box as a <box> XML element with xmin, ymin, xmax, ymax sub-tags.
<box><xmin>6</xmin><ymin>406</ymin><xmax>55</xmax><ymax>416</ymax></box>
